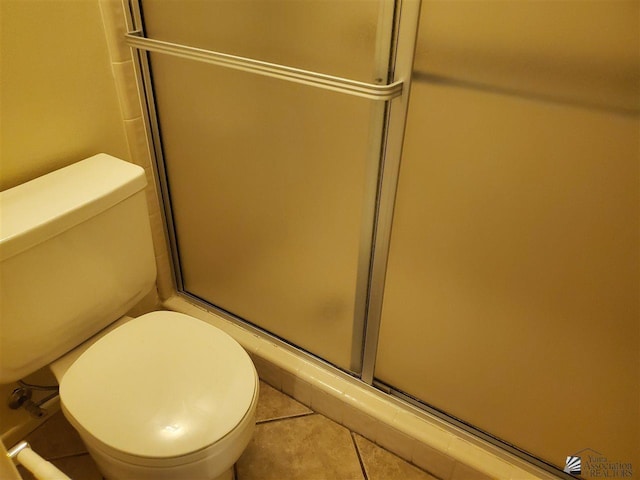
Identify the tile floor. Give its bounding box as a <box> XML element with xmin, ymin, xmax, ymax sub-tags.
<box><xmin>16</xmin><ymin>381</ymin><xmax>439</xmax><ymax>480</ymax></box>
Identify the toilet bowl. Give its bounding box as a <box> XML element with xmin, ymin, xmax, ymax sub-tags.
<box><xmin>55</xmin><ymin>311</ymin><xmax>259</xmax><ymax>480</ymax></box>
<box><xmin>0</xmin><ymin>154</ymin><xmax>259</xmax><ymax>479</ymax></box>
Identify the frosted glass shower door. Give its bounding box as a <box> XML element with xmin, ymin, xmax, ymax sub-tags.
<box><xmin>140</xmin><ymin>1</ymin><xmax>392</xmax><ymax>371</ymax></box>
<box><xmin>374</xmin><ymin>1</ymin><xmax>639</xmax><ymax>473</ymax></box>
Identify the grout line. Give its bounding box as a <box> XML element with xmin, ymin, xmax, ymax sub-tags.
<box><xmin>43</xmin><ymin>452</ymin><xmax>90</xmax><ymax>461</ymax></box>
<box><xmin>351</xmin><ymin>432</ymin><xmax>369</xmax><ymax>480</ymax></box>
<box><xmin>256</xmin><ymin>411</ymin><xmax>316</xmax><ymax>425</ymax></box>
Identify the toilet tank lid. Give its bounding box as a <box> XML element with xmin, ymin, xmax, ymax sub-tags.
<box><xmin>0</xmin><ymin>154</ymin><xmax>147</xmax><ymax>261</ymax></box>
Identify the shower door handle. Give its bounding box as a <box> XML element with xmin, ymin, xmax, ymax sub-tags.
<box><xmin>124</xmin><ymin>30</ymin><xmax>404</xmax><ymax>101</ymax></box>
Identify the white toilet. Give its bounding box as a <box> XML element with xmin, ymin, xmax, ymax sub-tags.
<box><xmin>0</xmin><ymin>154</ymin><xmax>259</xmax><ymax>480</ymax></box>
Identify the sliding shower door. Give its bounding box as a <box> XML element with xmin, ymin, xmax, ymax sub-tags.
<box><xmin>374</xmin><ymin>1</ymin><xmax>639</xmax><ymax>473</ymax></box>
<box><xmin>138</xmin><ymin>0</ymin><xmax>395</xmax><ymax>372</ymax></box>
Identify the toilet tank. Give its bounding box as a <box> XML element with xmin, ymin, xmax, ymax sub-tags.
<box><xmin>0</xmin><ymin>154</ymin><xmax>157</xmax><ymax>383</ymax></box>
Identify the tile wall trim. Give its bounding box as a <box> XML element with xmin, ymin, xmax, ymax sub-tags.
<box><xmin>98</xmin><ymin>0</ymin><xmax>171</xmax><ymax>306</ymax></box>
<box><xmin>163</xmin><ymin>296</ymin><xmax>561</xmax><ymax>480</ymax></box>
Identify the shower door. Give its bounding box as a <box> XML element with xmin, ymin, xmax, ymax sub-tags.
<box><xmin>373</xmin><ymin>0</ymin><xmax>640</xmax><ymax>473</ymax></box>
<box><xmin>134</xmin><ymin>0</ymin><xmax>398</xmax><ymax>372</ymax></box>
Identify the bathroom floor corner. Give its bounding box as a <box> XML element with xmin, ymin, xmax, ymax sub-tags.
<box><xmin>16</xmin><ymin>381</ymin><xmax>440</xmax><ymax>480</ymax></box>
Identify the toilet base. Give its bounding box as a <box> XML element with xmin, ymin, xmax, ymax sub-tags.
<box><xmin>64</xmin><ymin>398</ymin><xmax>256</xmax><ymax>480</ymax></box>
<box><xmin>215</xmin><ymin>467</ymin><xmax>234</xmax><ymax>480</ymax></box>
<box><xmin>68</xmin><ymin>391</ymin><xmax>257</xmax><ymax>480</ymax></box>
<box><xmin>66</xmin><ymin>397</ymin><xmax>257</xmax><ymax>480</ymax></box>
<box><xmin>86</xmin><ymin>441</ymin><xmax>236</xmax><ymax>480</ymax></box>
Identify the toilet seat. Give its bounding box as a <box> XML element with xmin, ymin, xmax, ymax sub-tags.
<box><xmin>59</xmin><ymin>311</ymin><xmax>258</xmax><ymax>466</ymax></box>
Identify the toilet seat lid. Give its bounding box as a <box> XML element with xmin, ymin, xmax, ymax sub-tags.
<box><xmin>60</xmin><ymin>311</ymin><xmax>257</xmax><ymax>459</ymax></box>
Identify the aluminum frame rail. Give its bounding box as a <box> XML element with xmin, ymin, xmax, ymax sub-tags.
<box><xmin>125</xmin><ymin>30</ymin><xmax>403</xmax><ymax>101</ymax></box>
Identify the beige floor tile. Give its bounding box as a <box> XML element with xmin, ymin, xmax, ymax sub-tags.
<box><xmin>22</xmin><ymin>412</ymin><xmax>87</xmax><ymax>459</ymax></box>
<box><xmin>237</xmin><ymin>414</ymin><xmax>364</xmax><ymax>480</ymax></box>
<box><xmin>256</xmin><ymin>381</ymin><xmax>313</xmax><ymax>423</ymax></box>
<box><xmin>354</xmin><ymin>434</ymin><xmax>438</xmax><ymax>480</ymax></box>
<box><xmin>18</xmin><ymin>454</ymin><xmax>103</xmax><ymax>480</ymax></box>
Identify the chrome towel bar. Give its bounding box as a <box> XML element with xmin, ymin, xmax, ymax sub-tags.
<box><xmin>125</xmin><ymin>31</ymin><xmax>403</xmax><ymax>101</ymax></box>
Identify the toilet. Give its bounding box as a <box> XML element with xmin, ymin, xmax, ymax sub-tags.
<box><xmin>0</xmin><ymin>154</ymin><xmax>259</xmax><ymax>480</ymax></box>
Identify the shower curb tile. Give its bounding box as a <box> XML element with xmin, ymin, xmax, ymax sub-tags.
<box><xmin>253</xmin><ymin>342</ymin><xmax>302</xmax><ymax>384</ymax></box>
<box><xmin>375</xmin><ymin>424</ymin><xmax>416</xmax><ymax>465</ymax></box>
<box><xmin>260</xmin><ymin>343</ymin><xmax>299</xmax><ymax>373</ymax></box>
<box><xmin>299</xmin><ymin>362</ymin><xmax>345</xmax><ymax>397</ymax></box>
<box><xmin>279</xmin><ymin>369</ymin><xmax>298</xmax><ymax>396</ymax></box>
<box><xmin>252</xmin><ymin>355</ymin><xmax>284</xmax><ymax>390</ymax></box>
<box><xmin>412</xmin><ymin>441</ymin><xmax>457</xmax><ymax>480</ymax></box>
<box><xmin>395</xmin><ymin>409</ymin><xmax>453</xmax><ymax>453</ymax></box>
<box><xmin>451</xmin><ymin>462</ymin><xmax>495</xmax><ymax>480</ymax></box>
<box><xmin>448</xmin><ymin>438</ymin><xmax>512</xmax><ymax>480</ymax></box>
<box><xmin>310</xmin><ymin>386</ymin><xmax>345</xmax><ymax>424</ymax></box>
<box><xmin>232</xmin><ymin>329</ymin><xmax>263</xmax><ymax>355</ymax></box>
<box><xmin>508</xmin><ymin>467</ymin><xmax>549</xmax><ymax>480</ymax></box>
<box><xmin>343</xmin><ymin>383</ymin><xmax>398</xmax><ymax>426</ymax></box>
<box><xmin>341</xmin><ymin>402</ymin><xmax>379</xmax><ymax>444</ymax></box>
<box><xmin>281</xmin><ymin>374</ymin><xmax>313</xmax><ymax>407</ymax></box>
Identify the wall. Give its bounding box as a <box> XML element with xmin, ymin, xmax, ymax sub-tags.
<box><xmin>0</xmin><ymin>0</ymin><xmax>129</xmax><ymax>189</ymax></box>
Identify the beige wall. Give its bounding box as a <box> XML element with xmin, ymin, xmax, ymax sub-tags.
<box><xmin>0</xmin><ymin>0</ymin><xmax>130</xmax><ymax>190</ymax></box>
